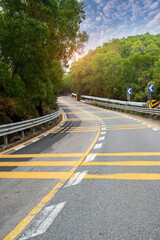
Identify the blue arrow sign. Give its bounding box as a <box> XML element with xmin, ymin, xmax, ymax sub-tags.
<box><xmin>148</xmin><ymin>84</ymin><xmax>154</xmax><ymax>93</ymax></box>
<box><xmin>127</xmin><ymin>88</ymin><xmax>132</xmax><ymax>95</ymax></box>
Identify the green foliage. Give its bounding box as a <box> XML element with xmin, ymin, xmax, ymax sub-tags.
<box><xmin>66</xmin><ymin>33</ymin><xmax>160</xmax><ymax>102</ymax></box>
<box><xmin>0</xmin><ymin>0</ymin><xmax>87</xmax><ymax>123</ymax></box>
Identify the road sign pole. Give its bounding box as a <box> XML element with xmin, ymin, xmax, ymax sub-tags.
<box><xmin>148</xmin><ymin>92</ymin><xmax>152</xmax><ymax>101</ymax></box>
<box><xmin>127</xmin><ymin>94</ymin><xmax>130</xmax><ymax>101</ymax></box>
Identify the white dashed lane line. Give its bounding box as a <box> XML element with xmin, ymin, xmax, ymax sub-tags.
<box><xmin>98</xmin><ymin>136</ymin><xmax>105</xmax><ymax>141</ymax></box>
<box><xmin>94</xmin><ymin>143</ymin><xmax>102</xmax><ymax>149</ymax></box>
<box><xmin>84</xmin><ymin>154</ymin><xmax>97</xmax><ymax>162</ymax></box>
<box><xmin>101</xmin><ymin>131</ymin><xmax>106</xmax><ymax>135</ymax></box>
<box><xmin>152</xmin><ymin>128</ymin><xmax>159</xmax><ymax>131</ymax></box>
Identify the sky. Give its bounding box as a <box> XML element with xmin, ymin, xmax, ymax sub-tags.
<box><xmin>77</xmin><ymin>0</ymin><xmax>160</xmax><ymax>56</ymax></box>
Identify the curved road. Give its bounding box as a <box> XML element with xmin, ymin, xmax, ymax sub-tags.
<box><xmin>1</xmin><ymin>96</ymin><xmax>160</xmax><ymax>240</ymax></box>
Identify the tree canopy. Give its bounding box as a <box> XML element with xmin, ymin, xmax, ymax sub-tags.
<box><xmin>0</xmin><ymin>0</ymin><xmax>88</xmax><ymax>124</ymax></box>
<box><xmin>66</xmin><ymin>33</ymin><xmax>160</xmax><ymax>102</ymax></box>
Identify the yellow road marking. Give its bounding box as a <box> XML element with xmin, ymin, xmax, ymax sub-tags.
<box><xmin>2</xmin><ymin>152</ymin><xmax>160</xmax><ymax>159</ymax></box>
<box><xmin>52</xmin><ymin>126</ymin><xmax>99</xmax><ymax>130</ymax></box>
<box><xmin>62</xmin><ymin>106</ymin><xmax>94</xmax><ymax>109</ymax></box>
<box><xmin>66</xmin><ymin>117</ymin><xmax>126</xmax><ymax>121</ymax></box>
<box><xmin>52</xmin><ymin>127</ymin><xmax>148</xmax><ymax>133</ymax></box>
<box><xmin>95</xmin><ymin>152</ymin><xmax>160</xmax><ymax>156</ymax></box>
<box><xmin>3</xmin><ymin>100</ymin><xmax>101</xmax><ymax>240</ymax></box>
<box><xmin>65</xmin><ymin>112</ymin><xmax>86</xmax><ymax>114</ymax></box>
<box><xmin>0</xmin><ymin>153</ymin><xmax>83</xmax><ymax>158</ymax></box>
<box><xmin>82</xmin><ymin>161</ymin><xmax>160</xmax><ymax>166</ymax></box>
<box><xmin>2</xmin><ymin>172</ymin><xmax>160</xmax><ymax>180</ymax></box>
<box><xmin>66</xmin><ymin>111</ymin><xmax>106</xmax><ymax>114</ymax></box>
<box><xmin>52</xmin><ymin>130</ymin><xmax>99</xmax><ymax>133</ymax></box>
<box><xmin>84</xmin><ymin>173</ymin><xmax>160</xmax><ymax>180</ymax></box>
<box><xmin>0</xmin><ymin>161</ymin><xmax>77</xmax><ymax>166</ymax></box>
<box><xmin>0</xmin><ymin>172</ymin><xmax>69</xmax><ymax>179</ymax></box>
<box><xmin>2</xmin><ymin>161</ymin><xmax>160</xmax><ymax>167</ymax></box>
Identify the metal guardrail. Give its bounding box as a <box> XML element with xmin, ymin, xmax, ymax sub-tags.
<box><xmin>0</xmin><ymin>109</ymin><xmax>61</xmax><ymax>145</ymax></box>
<box><xmin>72</xmin><ymin>93</ymin><xmax>146</xmax><ymax>107</ymax></box>
<box><xmin>72</xmin><ymin>93</ymin><xmax>160</xmax><ymax>118</ymax></box>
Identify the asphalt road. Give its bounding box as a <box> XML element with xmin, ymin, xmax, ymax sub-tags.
<box><xmin>1</xmin><ymin>96</ymin><xmax>160</xmax><ymax>240</ymax></box>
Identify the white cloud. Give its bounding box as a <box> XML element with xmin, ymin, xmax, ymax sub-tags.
<box><xmin>93</xmin><ymin>0</ymin><xmax>103</xmax><ymax>4</ymax></box>
<box><xmin>150</xmin><ymin>1</ymin><xmax>159</xmax><ymax>10</ymax></box>
<box><xmin>147</xmin><ymin>12</ymin><xmax>160</xmax><ymax>27</ymax></box>
<box><xmin>103</xmin><ymin>0</ymin><xmax>117</xmax><ymax>17</ymax></box>
<box><xmin>95</xmin><ymin>16</ymin><xmax>102</xmax><ymax>22</ymax></box>
<box><xmin>148</xmin><ymin>9</ymin><xmax>159</xmax><ymax>17</ymax></box>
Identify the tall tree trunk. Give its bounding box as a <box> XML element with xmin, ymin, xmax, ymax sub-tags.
<box><xmin>36</xmin><ymin>101</ymin><xmax>44</xmax><ymax>116</ymax></box>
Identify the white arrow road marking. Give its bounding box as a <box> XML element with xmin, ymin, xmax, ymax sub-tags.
<box><xmin>14</xmin><ymin>145</ymin><xmax>25</xmax><ymax>151</ymax></box>
<box><xmin>84</xmin><ymin>154</ymin><xmax>97</xmax><ymax>162</ymax></box>
<box><xmin>19</xmin><ymin>202</ymin><xmax>66</xmax><ymax>240</ymax></box>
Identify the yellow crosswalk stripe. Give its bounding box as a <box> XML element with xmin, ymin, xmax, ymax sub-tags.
<box><xmin>66</xmin><ymin>117</ymin><xmax>126</xmax><ymax>121</ymax></box>
<box><xmin>96</xmin><ymin>152</ymin><xmax>160</xmax><ymax>156</ymax></box>
<box><xmin>2</xmin><ymin>161</ymin><xmax>160</xmax><ymax>167</ymax></box>
<box><xmin>66</xmin><ymin>111</ymin><xmax>106</xmax><ymax>114</ymax></box>
<box><xmin>84</xmin><ymin>173</ymin><xmax>160</xmax><ymax>180</ymax></box>
<box><xmin>0</xmin><ymin>172</ymin><xmax>69</xmax><ymax>179</ymax></box>
<box><xmin>82</xmin><ymin>161</ymin><xmax>160</xmax><ymax>166</ymax></box>
<box><xmin>0</xmin><ymin>153</ymin><xmax>83</xmax><ymax>158</ymax></box>
<box><xmin>1</xmin><ymin>152</ymin><xmax>160</xmax><ymax>159</ymax></box>
<box><xmin>1</xmin><ymin>172</ymin><xmax>160</xmax><ymax>180</ymax></box>
<box><xmin>0</xmin><ymin>161</ymin><xmax>77</xmax><ymax>166</ymax></box>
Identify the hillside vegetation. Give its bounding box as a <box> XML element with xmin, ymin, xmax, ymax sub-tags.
<box><xmin>0</xmin><ymin>0</ymin><xmax>87</xmax><ymax>124</ymax></box>
<box><xmin>64</xmin><ymin>33</ymin><xmax>160</xmax><ymax>102</ymax></box>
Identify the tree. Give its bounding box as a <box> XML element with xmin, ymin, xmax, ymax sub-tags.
<box><xmin>0</xmin><ymin>0</ymin><xmax>88</xmax><ymax>122</ymax></box>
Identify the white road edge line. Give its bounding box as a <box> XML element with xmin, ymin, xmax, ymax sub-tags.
<box><xmin>14</xmin><ymin>145</ymin><xmax>25</xmax><ymax>151</ymax></box>
<box><xmin>32</xmin><ymin>138</ymin><xmax>40</xmax><ymax>143</ymax></box>
<box><xmin>18</xmin><ymin>202</ymin><xmax>66</xmax><ymax>240</ymax></box>
<box><xmin>43</xmin><ymin>133</ymin><xmax>49</xmax><ymax>137</ymax></box>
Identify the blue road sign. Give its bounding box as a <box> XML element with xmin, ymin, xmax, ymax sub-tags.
<box><xmin>127</xmin><ymin>88</ymin><xmax>132</xmax><ymax>95</ymax></box>
<box><xmin>148</xmin><ymin>84</ymin><xmax>154</xmax><ymax>93</ymax></box>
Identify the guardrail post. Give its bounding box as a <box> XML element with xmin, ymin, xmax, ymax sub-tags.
<box><xmin>21</xmin><ymin>130</ymin><xmax>24</xmax><ymax>139</ymax></box>
<box><xmin>42</xmin><ymin>124</ymin><xmax>44</xmax><ymax>130</ymax></box>
<box><xmin>32</xmin><ymin>127</ymin><xmax>35</xmax><ymax>133</ymax></box>
<box><xmin>4</xmin><ymin>135</ymin><xmax>8</xmax><ymax>145</ymax></box>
